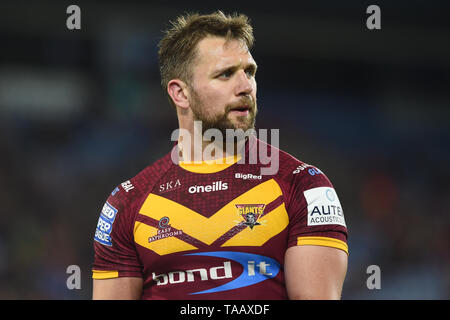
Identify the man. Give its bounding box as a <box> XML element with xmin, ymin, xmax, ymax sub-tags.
<box><xmin>92</xmin><ymin>11</ymin><xmax>348</xmax><ymax>300</ymax></box>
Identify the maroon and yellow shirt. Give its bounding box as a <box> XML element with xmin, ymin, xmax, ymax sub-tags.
<box><xmin>92</xmin><ymin>137</ymin><xmax>348</xmax><ymax>299</ymax></box>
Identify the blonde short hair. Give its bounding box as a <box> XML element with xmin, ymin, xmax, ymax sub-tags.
<box><xmin>158</xmin><ymin>10</ymin><xmax>254</xmax><ymax>106</ymax></box>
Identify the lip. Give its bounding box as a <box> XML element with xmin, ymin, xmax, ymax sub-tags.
<box><xmin>229</xmin><ymin>109</ymin><xmax>250</xmax><ymax>116</ymax></box>
<box><xmin>229</xmin><ymin>105</ymin><xmax>250</xmax><ymax>116</ymax></box>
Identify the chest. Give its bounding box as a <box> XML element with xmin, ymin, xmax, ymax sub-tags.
<box><xmin>134</xmin><ymin>171</ymin><xmax>289</xmax><ymax>254</ymax></box>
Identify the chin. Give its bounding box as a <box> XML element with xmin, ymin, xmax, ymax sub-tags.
<box><xmin>228</xmin><ymin>117</ymin><xmax>255</xmax><ymax>131</ymax></box>
<box><xmin>237</xmin><ymin>118</ymin><xmax>255</xmax><ymax>130</ymax></box>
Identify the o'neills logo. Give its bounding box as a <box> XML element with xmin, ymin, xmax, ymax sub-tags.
<box><xmin>188</xmin><ymin>181</ymin><xmax>228</xmax><ymax>194</ymax></box>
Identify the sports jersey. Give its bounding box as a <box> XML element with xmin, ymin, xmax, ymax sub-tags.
<box><xmin>92</xmin><ymin>136</ymin><xmax>348</xmax><ymax>299</ymax></box>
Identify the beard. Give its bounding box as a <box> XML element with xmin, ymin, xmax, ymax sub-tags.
<box><xmin>189</xmin><ymin>89</ymin><xmax>257</xmax><ymax>136</ymax></box>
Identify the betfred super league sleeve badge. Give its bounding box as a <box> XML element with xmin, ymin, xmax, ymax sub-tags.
<box><xmin>303</xmin><ymin>187</ymin><xmax>346</xmax><ymax>227</ymax></box>
<box><xmin>94</xmin><ymin>201</ymin><xmax>118</xmax><ymax>246</ymax></box>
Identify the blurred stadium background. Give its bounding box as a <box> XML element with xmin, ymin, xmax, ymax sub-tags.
<box><xmin>0</xmin><ymin>0</ymin><xmax>449</xmax><ymax>299</ymax></box>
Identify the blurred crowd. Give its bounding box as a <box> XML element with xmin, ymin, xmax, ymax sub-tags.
<box><xmin>0</xmin><ymin>1</ymin><xmax>449</xmax><ymax>299</ymax></box>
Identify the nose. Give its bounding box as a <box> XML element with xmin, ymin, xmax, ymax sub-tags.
<box><xmin>235</xmin><ymin>70</ymin><xmax>254</xmax><ymax>96</ymax></box>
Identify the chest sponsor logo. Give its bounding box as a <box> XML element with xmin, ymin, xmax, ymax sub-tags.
<box><xmin>159</xmin><ymin>179</ymin><xmax>182</xmax><ymax>193</ymax></box>
<box><xmin>303</xmin><ymin>187</ymin><xmax>346</xmax><ymax>227</ymax></box>
<box><xmin>151</xmin><ymin>251</ymin><xmax>280</xmax><ymax>295</ymax></box>
<box><xmin>188</xmin><ymin>181</ymin><xmax>228</xmax><ymax>194</ymax></box>
<box><xmin>148</xmin><ymin>216</ymin><xmax>184</xmax><ymax>243</ymax></box>
<box><xmin>235</xmin><ymin>173</ymin><xmax>262</xmax><ymax>180</ymax></box>
<box><xmin>235</xmin><ymin>204</ymin><xmax>265</xmax><ymax>229</ymax></box>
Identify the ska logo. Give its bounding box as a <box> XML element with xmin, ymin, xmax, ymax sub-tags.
<box><xmin>235</xmin><ymin>204</ymin><xmax>265</xmax><ymax>229</ymax></box>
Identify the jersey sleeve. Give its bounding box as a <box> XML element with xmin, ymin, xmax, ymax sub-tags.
<box><xmin>92</xmin><ymin>185</ymin><xmax>143</xmax><ymax>279</ymax></box>
<box><xmin>286</xmin><ymin>166</ymin><xmax>349</xmax><ymax>255</ymax></box>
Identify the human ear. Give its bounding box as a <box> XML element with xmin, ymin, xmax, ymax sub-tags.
<box><xmin>167</xmin><ymin>79</ymin><xmax>190</xmax><ymax>109</ymax></box>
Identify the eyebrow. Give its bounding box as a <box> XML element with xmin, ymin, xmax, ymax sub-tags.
<box><xmin>212</xmin><ymin>61</ymin><xmax>258</xmax><ymax>77</ymax></box>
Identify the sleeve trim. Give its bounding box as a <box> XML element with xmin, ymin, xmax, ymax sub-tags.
<box><xmin>92</xmin><ymin>269</ymin><xmax>119</xmax><ymax>279</ymax></box>
<box><xmin>297</xmin><ymin>236</ymin><xmax>348</xmax><ymax>255</ymax></box>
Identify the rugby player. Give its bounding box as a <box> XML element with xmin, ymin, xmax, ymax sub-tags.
<box><xmin>92</xmin><ymin>11</ymin><xmax>348</xmax><ymax>300</ymax></box>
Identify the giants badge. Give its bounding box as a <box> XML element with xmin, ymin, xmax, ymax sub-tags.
<box><xmin>235</xmin><ymin>204</ymin><xmax>265</xmax><ymax>229</ymax></box>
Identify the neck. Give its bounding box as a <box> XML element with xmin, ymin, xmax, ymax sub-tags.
<box><xmin>177</xmin><ymin>134</ymin><xmax>247</xmax><ymax>163</ymax></box>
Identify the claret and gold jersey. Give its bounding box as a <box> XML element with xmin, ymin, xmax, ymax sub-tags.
<box><xmin>92</xmin><ymin>136</ymin><xmax>348</xmax><ymax>299</ymax></box>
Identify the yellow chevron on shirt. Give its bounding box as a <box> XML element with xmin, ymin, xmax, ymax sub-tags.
<box><xmin>135</xmin><ymin>179</ymin><xmax>286</xmax><ymax>254</ymax></box>
<box><xmin>134</xmin><ymin>221</ymin><xmax>198</xmax><ymax>255</ymax></box>
<box><xmin>222</xmin><ymin>202</ymin><xmax>289</xmax><ymax>247</ymax></box>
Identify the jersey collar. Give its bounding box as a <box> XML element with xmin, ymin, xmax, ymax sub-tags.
<box><xmin>179</xmin><ymin>155</ymin><xmax>241</xmax><ymax>174</ymax></box>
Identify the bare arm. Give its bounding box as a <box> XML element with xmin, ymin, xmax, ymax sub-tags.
<box><xmin>284</xmin><ymin>245</ymin><xmax>348</xmax><ymax>300</ymax></box>
<box><xmin>93</xmin><ymin>277</ymin><xmax>143</xmax><ymax>300</ymax></box>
